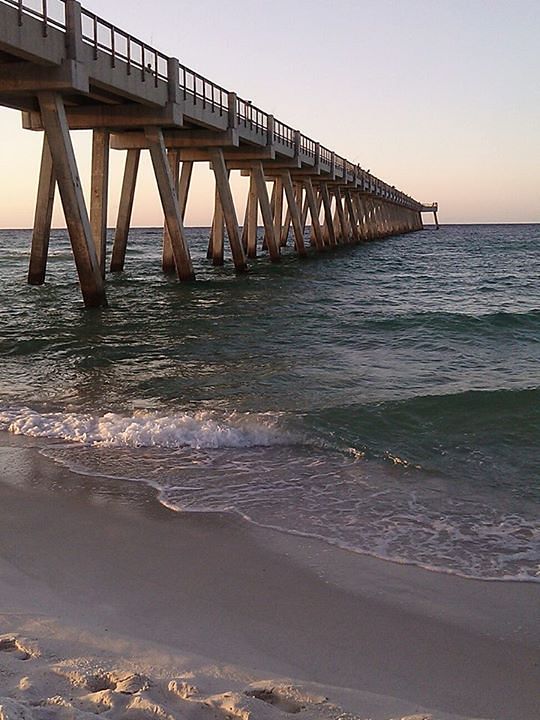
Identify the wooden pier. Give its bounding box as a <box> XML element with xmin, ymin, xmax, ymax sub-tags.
<box><xmin>0</xmin><ymin>0</ymin><xmax>438</xmax><ymax>307</ymax></box>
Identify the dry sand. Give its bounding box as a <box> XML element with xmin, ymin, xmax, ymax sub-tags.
<box><xmin>0</xmin><ymin>439</ymin><xmax>539</xmax><ymax>720</ymax></box>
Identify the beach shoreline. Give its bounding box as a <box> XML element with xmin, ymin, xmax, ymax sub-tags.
<box><xmin>1</xmin><ymin>438</ymin><xmax>539</xmax><ymax>720</ymax></box>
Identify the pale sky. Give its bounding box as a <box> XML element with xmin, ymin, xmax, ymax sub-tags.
<box><xmin>1</xmin><ymin>0</ymin><xmax>539</xmax><ymax>227</ymax></box>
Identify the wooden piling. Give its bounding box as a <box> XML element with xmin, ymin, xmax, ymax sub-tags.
<box><xmin>90</xmin><ymin>129</ymin><xmax>110</xmax><ymax>278</ymax></box>
<box><xmin>319</xmin><ymin>184</ymin><xmax>336</xmax><ymax>247</ymax></box>
<box><xmin>273</xmin><ymin>176</ymin><xmax>284</xmax><ymax>251</ymax></box>
<box><xmin>246</xmin><ymin>171</ymin><xmax>258</xmax><ymax>259</ymax></box>
<box><xmin>334</xmin><ymin>187</ymin><xmax>348</xmax><ymax>243</ymax></box>
<box><xmin>303</xmin><ymin>178</ymin><xmax>325</xmax><ymax>251</ymax></box>
<box><xmin>145</xmin><ymin>126</ymin><xmax>195</xmax><ymax>281</ymax></box>
<box><xmin>210</xmin><ymin>184</ymin><xmax>225</xmax><ymax>266</ymax></box>
<box><xmin>280</xmin><ymin>207</ymin><xmax>291</xmax><ymax>247</ymax></box>
<box><xmin>208</xmin><ymin>148</ymin><xmax>247</xmax><ymax>273</ymax></box>
<box><xmin>282</xmin><ymin>171</ymin><xmax>306</xmax><ymax>256</ymax></box>
<box><xmin>162</xmin><ymin>149</ymin><xmax>180</xmax><ymax>273</ymax></box>
<box><xmin>343</xmin><ymin>190</ymin><xmax>360</xmax><ymax>244</ymax></box>
<box><xmin>110</xmin><ymin>148</ymin><xmax>140</xmax><ymax>272</ymax></box>
<box><xmin>38</xmin><ymin>92</ymin><xmax>107</xmax><ymax>308</ymax></box>
<box><xmin>161</xmin><ymin>157</ymin><xmax>193</xmax><ymax>273</ymax></box>
<box><xmin>28</xmin><ymin>135</ymin><xmax>55</xmax><ymax>286</ymax></box>
<box><xmin>252</xmin><ymin>162</ymin><xmax>280</xmax><ymax>262</ymax></box>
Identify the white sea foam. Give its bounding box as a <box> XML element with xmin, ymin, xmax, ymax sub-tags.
<box><xmin>0</xmin><ymin>406</ymin><xmax>290</xmax><ymax>449</ymax></box>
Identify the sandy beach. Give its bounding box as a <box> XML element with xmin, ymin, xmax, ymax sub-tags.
<box><xmin>0</xmin><ymin>438</ymin><xmax>539</xmax><ymax>720</ymax></box>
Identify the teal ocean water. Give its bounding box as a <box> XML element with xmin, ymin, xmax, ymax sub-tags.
<box><xmin>0</xmin><ymin>224</ymin><xmax>539</xmax><ymax>581</ymax></box>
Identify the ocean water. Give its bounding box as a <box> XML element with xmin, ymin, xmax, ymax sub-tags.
<box><xmin>0</xmin><ymin>224</ymin><xmax>539</xmax><ymax>581</ymax></box>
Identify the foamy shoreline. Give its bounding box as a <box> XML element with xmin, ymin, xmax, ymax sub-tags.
<box><xmin>1</xmin><ymin>439</ymin><xmax>539</xmax><ymax>720</ymax></box>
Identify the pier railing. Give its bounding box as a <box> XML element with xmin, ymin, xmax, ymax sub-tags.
<box><xmin>7</xmin><ymin>0</ymin><xmax>65</xmax><ymax>31</ymax></box>
<box><xmin>80</xmin><ymin>8</ymin><xmax>169</xmax><ymax>85</ymax></box>
<box><xmin>2</xmin><ymin>0</ymin><xmax>422</xmax><ymax>210</ymax></box>
<box><xmin>236</xmin><ymin>98</ymin><xmax>268</xmax><ymax>135</ymax></box>
<box><xmin>273</xmin><ymin>119</ymin><xmax>295</xmax><ymax>149</ymax></box>
<box><xmin>178</xmin><ymin>65</ymin><xmax>228</xmax><ymax>114</ymax></box>
<box><xmin>300</xmin><ymin>136</ymin><xmax>317</xmax><ymax>159</ymax></box>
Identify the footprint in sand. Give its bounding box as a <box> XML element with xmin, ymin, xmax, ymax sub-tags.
<box><xmin>0</xmin><ymin>639</ymin><xmax>31</xmax><ymax>662</ymax></box>
<box><xmin>244</xmin><ymin>686</ymin><xmax>305</xmax><ymax>714</ymax></box>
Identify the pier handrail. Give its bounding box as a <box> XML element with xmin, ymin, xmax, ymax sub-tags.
<box><xmin>1</xmin><ymin>0</ymin><xmax>423</xmax><ymax>210</ymax></box>
<box><xmin>7</xmin><ymin>0</ymin><xmax>65</xmax><ymax>32</ymax></box>
<box><xmin>80</xmin><ymin>7</ymin><xmax>169</xmax><ymax>86</ymax></box>
<box><xmin>236</xmin><ymin>98</ymin><xmax>268</xmax><ymax>135</ymax></box>
<box><xmin>178</xmin><ymin>63</ymin><xmax>229</xmax><ymax>114</ymax></box>
<box><xmin>300</xmin><ymin>135</ymin><xmax>317</xmax><ymax>159</ymax></box>
<box><xmin>319</xmin><ymin>146</ymin><xmax>332</xmax><ymax>165</ymax></box>
<box><xmin>273</xmin><ymin>119</ymin><xmax>295</xmax><ymax>149</ymax></box>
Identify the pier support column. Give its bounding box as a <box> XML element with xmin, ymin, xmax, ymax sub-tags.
<box><xmin>334</xmin><ymin>188</ymin><xmax>349</xmax><ymax>243</ymax></box>
<box><xmin>282</xmin><ymin>171</ymin><xmax>306</xmax><ymax>256</ymax></box>
<box><xmin>28</xmin><ymin>135</ymin><xmax>55</xmax><ymax>286</ymax></box>
<box><xmin>145</xmin><ymin>127</ymin><xmax>195</xmax><ymax>281</ymax></box>
<box><xmin>209</xmin><ymin>185</ymin><xmax>225</xmax><ymax>266</ymax></box>
<box><xmin>162</xmin><ymin>157</ymin><xmax>193</xmax><ymax>273</ymax></box>
<box><xmin>331</xmin><ymin>193</ymin><xmax>341</xmax><ymax>242</ymax></box>
<box><xmin>209</xmin><ymin>149</ymin><xmax>247</xmax><ymax>273</ymax></box>
<box><xmin>110</xmin><ymin>149</ymin><xmax>140</xmax><ymax>272</ymax></box>
<box><xmin>245</xmin><ymin>172</ymin><xmax>258</xmax><ymax>258</ymax></box>
<box><xmin>280</xmin><ymin>207</ymin><xmax>291</xmax><ymax>247</ymax></box>
<box><xmin>379</xmin><ymin>202</ymin><xmax>389</xmax><ymax>237</ymax></box>
<box><xmin>162</xmin><ymin>149</ymin><xmax>179</xmax><ymax>273</ymax></box>
<box><xmin>303</xmin><ymin>178</ymin><xmax>325</xmax><ymax>251</ymax></box>
<box><xmin>386</xmin><ymin>204</ymin><xmax>394</xmax><ymax>235</ymax></box>
<box><xmin>355</xmin><ymin>196</ymin><xmax>369</xmax><ymax>240</ymax></box>
<box><xmin>309</xmin><ymin>189</ymin><xmax>323</xmax><ymax>247</ymax></box>
<box><xmin>273</xmin><ymin>176</ymin><xmax>284</xmax><ymax>252</ymax></box>
<box><xmin>261</xmin><ymin>183</ymin><xmax>276</xmax><ymax>252</ymax></box>
<box><xmin>319</xmin><ymin>183</ymin><xmax>336</xmax><ymax>247</ymax></box>
<box><xmin>369</xmin><ymin>200</ymin><xmax>381</xmax><ymax>239</ymax></box>
<box><xmin>379</xmin><ymin>202</ymin><xmax>390</xmax><ymax>237</ymax></box>
<box><xmin>251</xmin><ymin>162</ymin><xmax>280</xmax><ymax>262</ymax></box>
<box><xmin>344</xmin><ymin>190</ymin><xmax>360</xmax><ymax>244</ymax></box>
<box><xmin>37</xmin><ymin>92</ymin><xmax>107</xmax><ymax>308</ymax></box>
<box><xmin>90</xmin><ymin>129</ymin><xmax>110</xmax><ymax>278</ymax></box>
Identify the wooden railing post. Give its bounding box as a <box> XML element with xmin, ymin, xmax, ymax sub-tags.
<box><xmin>294</xmin><ymin>130</ymin><xmax>301</xmax><ymax>159</ymax></box>
<box><xmin>228</xmin><ymin>92</ymin><xmax>238</xmax><ymax>129</ymax></box>
<box><xmin>167</xmin><ymin>57</ymin><xmax>180</xmax><ymax>103</ymax></box>
<box><xmin>267</xmin><ymin>114</ymin><xmax>274</xmax><ymax>147</ymax></box>
<box><xmin>65</xmin><ymin>0</ymin><xmax>84</xmax><ymax>61</ymax></box>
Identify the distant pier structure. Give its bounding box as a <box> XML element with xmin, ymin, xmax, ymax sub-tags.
<box><xmin>0</xmin><ymin>0</ymin><xmax>438</xmax><ymax>307</ymax></box>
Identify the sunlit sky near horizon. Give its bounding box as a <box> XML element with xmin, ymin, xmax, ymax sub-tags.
<box><xmin>0</xmin><ymin>0</ymin><xmax>539</xmax><ymax>227</ymax></box>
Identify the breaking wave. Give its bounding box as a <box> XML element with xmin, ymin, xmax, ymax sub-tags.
<box><xmin>0</xmin><ymin>406</ymin><xmax>291</xmax><ymax>450</ymax></box>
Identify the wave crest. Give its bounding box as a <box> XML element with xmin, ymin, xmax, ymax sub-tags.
<box><xmin>0</xmin><ymin>407</ymin><xmax>290</xmax><ymax>449</ymax></box>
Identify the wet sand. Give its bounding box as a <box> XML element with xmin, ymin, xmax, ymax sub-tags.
<box><xmin>1</xmin><ymin>440</ymin><xmax>539</xmax><ymax>719</ymax></box>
